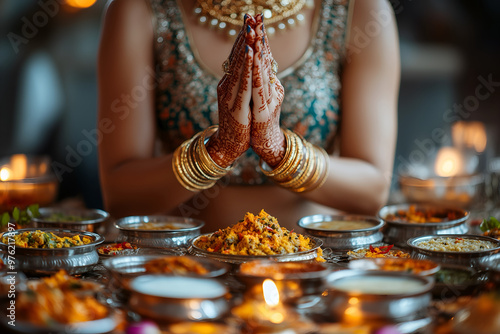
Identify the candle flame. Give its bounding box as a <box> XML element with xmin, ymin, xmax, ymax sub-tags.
<box><xmin>0</xmin><ymin>168</ymin><xmax>11</xmax><ymax>181</ymax></box>
<box><xmin>263</xmin><ymin>279</ymin><xmax>280</xmax><ymax>307</ymax></box>
<box><xmin>452</xmin><ymin>121</ymin><xmax>487</xmax><ymax>153</ymax></box>
<box><xmin>434</xmin><ymin>147</ymin><xmax>463</xmax><ymax>177</ymax></box>
<box><xmin>66</xmin><ymin>0</ymin><xmax>97</xmax><ymax>8</ymax></box>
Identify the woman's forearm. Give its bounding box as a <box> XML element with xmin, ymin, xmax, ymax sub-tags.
<box><xmin>100</xmin><ymin>155</ymin><xmax>194</xmax><ymax>218</ymax></box>
<box><xmin>302</xmin><ymin>156</ymin><xmax>391</xmax><ymax>215</ymax></box>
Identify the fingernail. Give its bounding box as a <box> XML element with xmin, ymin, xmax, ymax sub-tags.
<box><xmin>244</xmin><ymin>13</ymin><xmax>249</xmax><ymax>21</ymax></box>
<box><xmin>247</xmin><ymin>24</ymin><xmax>251</xmax><ymax>33</ymax></box>
<box><xmin>246</xmin><ymin>45</ymin><xmax>249</xmax><ymax>53</ymax></box>
<box><xmin>262</xmin><ymin>24</ymin><xmax>265</xmax><ymax>33</ymax></box>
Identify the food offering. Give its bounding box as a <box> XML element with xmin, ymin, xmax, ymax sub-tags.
<box><xmin>479</xmin><ymin>216</ymin><xmax>500</xmax><ymax>239</ymax></box>
<box><xmin>115</xmin><ymin>215</ymin><xmax>204</xmax><ymax>248</ymax></box>
<box><xmin>383</xmin><ymin>204</ymin><xmax>462</xmax><ymax>223</ymax></box>
<box><xmin>297</xmin><ymin>214</ymin><xmax>384</xmax><ymax>250</ymax></box>
<box><xmin>144</xmin><ymin>256</ymin><xmax>210</xmax><ymax>275</ymax></box>
<box><xmin>414</xmin><ymin>236</ymin><xmax>497</xmax><ymax>252</ymax></box>
<box><xmin>378</xmin><ymin>204</ymin><xmax>469</xmax><ymax>248</ymax></box>
<box><xmin>192</xmin><ymin>210</ymin><xmax>324</xmax><ymax>262</ymax></box>
<box><xmin>0</xmin><ymin>228</ymin><xmax>103</xmax><ymax>276</ymax></box>
<box><xmin>348</xmin><ymin>258</ymin><xmax>440</xmax><ymax>276</ymax></box>
<box><xmin>97</xmin><ymin>242</ymin><xmax>138</xmax><ymax>256</ymax></box>
<box><xmin>408</xmin><ymin>234</ymin><xmax>500</xmax><ymax>267</ymax></box>
<box><xmin>2</xmin><ymin>229</ymin><xmax>93</xmax><ymax>248</ymax></box>
<box><xmin>14</xmin><ymin>270</ymin><xmax>112</xmax><ymax>330</ymax></box>
<box><xmin>347</xmin><ymin>244</ymin><xmax>410</xmax><ymax>259</ymax></box>
<box><xmin>102</xmin><ymin>255</ymin><xmax>230</xmax><ymax>289</ymax></box>
<box><xmin>32</xmin><ymin>207</ymin><xmax>110</xmax><ymax>233</ymax></box>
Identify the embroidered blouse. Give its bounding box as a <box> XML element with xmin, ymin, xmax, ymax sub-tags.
<box><xmin>149</xmin><ymin>0</ymin><xmax>350</xmax><ymax>185</ymax></box>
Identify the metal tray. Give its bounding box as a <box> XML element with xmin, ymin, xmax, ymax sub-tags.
<box><xmin>0</xmin><ymin>228</ymin><xmax>104</xmax><ymax>276</ymax></box>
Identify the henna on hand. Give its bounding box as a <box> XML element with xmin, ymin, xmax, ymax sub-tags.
<box><xmin>207</xmin><ymin>17</ymin><xmax>256</xmax><ymax>167</ymax></box>
<box><xmin>250</xmin><ymin>15</ymin><xmax>286</xmax><ymax>167</ymax></box>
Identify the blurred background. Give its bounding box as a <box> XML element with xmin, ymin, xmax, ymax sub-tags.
<box><xmin>0</xmin><ymin>0</ymin><xmax>499</xmax><ymax>211</ymax></box>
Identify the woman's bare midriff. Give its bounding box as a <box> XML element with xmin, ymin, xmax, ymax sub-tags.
<box><xmin>168</xmin><ymin>184</ymin><xmax>341</xmax><ymax>233</ymax></box>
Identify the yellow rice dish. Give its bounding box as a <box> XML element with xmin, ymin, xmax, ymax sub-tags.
<box><xmin>194</xmin><ymin>210</ymin><xmax>324</xmax><ymax>261</ymax></box>
<box><xmin>2</xmin><ymin>230</ymin><xmax>93</xmax><ymax>248</ymax></box>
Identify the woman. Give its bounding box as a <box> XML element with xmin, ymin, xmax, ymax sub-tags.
<box><xmin>97</xmin><ymin>0</ymin><xmax>400</xmax><ymax>231</ymax></box>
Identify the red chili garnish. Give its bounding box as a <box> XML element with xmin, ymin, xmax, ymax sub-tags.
<box><xmin>238</xmin><ymin>233</ymin><xmax>243</xmax><ymax>241</ymax></box>
<box><xmin>213</xmin><ymin>243</ymin><xmax>222</xmax><ymax>252</ymax></box>
<box><xmin>369</xmin><ymin>245</ymin><xmax>376</xmax><ymax>253</ymax></box>
<box><xmin>378</xmin><ymin>244</ymin><xmax>394</xmax><ymax>254</ymax></box>
<box><xmin>265</xmin><ymin>226</ymin><xmax>274</xmax><ymax>232</ymax></box>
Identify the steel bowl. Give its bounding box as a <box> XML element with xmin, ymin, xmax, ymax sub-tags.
<box><xmin>115</xmin><ymin>215</ymin><xmax>204</xmax><ymax>248</ymax></box>
<box><xmin>432</xmin><ymin>263</ymin><xmax>490</xmax><ymax>300</ymax></box>
<box><xmin>399</xmin><ymin>173</ymin><xmax>487</xmax><ymax>211</ymax></box>
<box><xmin>32</xmin><ymin>207</ymin><xmax>110</xmax><ymax>233</ymax></box>
<box><xmin>0</xmin><ymin>228</ymin><xmax>104</xmax><ymax>276</ymax></box>
<box><xmin>325</xmin><ymin>269</ymin><xmax>434</xmax><ymax>322</ymax></box>
<box><xmin>103</xmin><ymin>254</ymin><xmax>230</xmax><ymax>289</ymax></box>
<box><xmin>378</xmin><ymin>204</ymin><xmax>469</xmax><ymax>248</ymax></box>
<box><xmin>188</xmin><ymin>234</ymin><xmax>324</xmax><ymax>265</ymax></box>
<box><xmin>407</xmin><ymin>234</ymin><xmax>500</xmax><ymax>267</ymax></box>
<box><xmin>1</xmin><ymin>309</ymin><xmax>118</xmax><ymax>334</ymax></box>
<box><xmin>236</xmin><ymin>260</ymin><xmax>331</xmax><ymax>304</ymax></box>
<box><xmin>297</xmin><ymin>214</ymin><xmax>385</xmax><ymax>251</ymax></box>
<box><xmin>348</xmin><ymin>258</ymin><xmax>441</xmax><ymax>277</ymax></box>
<box><xmin>128</xmin><ymin>275</ymin><xmax>230</xmax><ymax>322</ymax></box>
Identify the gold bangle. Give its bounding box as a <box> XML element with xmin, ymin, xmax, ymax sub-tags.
<box><xmin>259</xmin><ymin>129</ymin><xmax>330</xmax><ymax>193</ymax></box>
<box><xmin>172</xmin><ymin>125</ymin><xmax>231</xmax><ymax>192</ymax></box>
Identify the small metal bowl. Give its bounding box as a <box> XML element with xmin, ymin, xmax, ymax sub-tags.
<box><xmin>0</xmin><ymin>228</ymin><xmax>104</xmax><ymax>276</ymax></box>
<box><xmin>325</xmin><ymin>269</ymin><xmax>434</xmax><ymax>322</ymax></box>
<box><xmin>103</xmin><ymin>254</ymin><xmax>230</xmax><ymax>289</ymax></box>
<box><xmin>128</xmin><ymin>275</ymin><xmax>230</xmax><ymax>322</ymax></box>
<box><xmin>236</xmin><ymin>260</ymin><xmax>331</xmax><ymax>304</ymax></box>
<box><xmin>32</xmin><ymin>207</ymin><xmax>110</xmax><ymax>233</ymax></box>
<box><xmin>1</xmin><ymin>310</ymin><xmax>118</xmax><ymax>334</ymax></box>
<box><xmin>407</xmin><ymin>234</ymin><xmax>500</xmax><ymax>267</ymax></box>
<box><xmin>297</xmin><ymin>214</ymin><xmax>385</xmax><ymax>251</ymax></box>
<box><xmin>115</xmin><ymin>215</ymin><xmax>204</xmax><ymax>248</ymax></box>
<box><xmin>348</xmin><ymin>258</ymin><xmax>441</xmax><ymax>277</ymax></box>
<box><xmin>188</xmin><ymin>234</ymin><xmax>324</xmax><ymax>264</ymax></box>
<box><xmin>432</xmin><ymin>263</ymin><xmax>490</xmax><ymax>299</ymax></box>
<box><xmin>378</xmin><ymin>204</ymin><xmax>469</xmax><ymax>248</ymax></box>
<box><xmin>399</xmin><ymin>173</ymin><xmax>487</xmax><ymax>211</ymax></box>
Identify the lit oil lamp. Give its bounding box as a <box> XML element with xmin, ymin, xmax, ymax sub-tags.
<box><xmin>232</xmin><ymin>278</ymin><xmax>316</xmax><ymax>334</ymax></box>
<box><xmin>0</xmin><ymin>154</ymin><xmax>58</xmax><ymax>211</ymax></box>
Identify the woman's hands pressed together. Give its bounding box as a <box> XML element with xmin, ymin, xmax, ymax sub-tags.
<box><xmin>206</xmin><ymin>14</ymin><xmax>286</xmax><ymax>169</ymax></box>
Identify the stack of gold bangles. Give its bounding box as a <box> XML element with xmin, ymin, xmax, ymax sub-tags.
<box><xmin>260</xmin><ymin>128</ymin><xmax>329</xmax><ymax>192</ymax></box>
<box><xmin>172</xmin><ymin>125</ymin><xmax>233</xmax><ymax>191</ymax></box>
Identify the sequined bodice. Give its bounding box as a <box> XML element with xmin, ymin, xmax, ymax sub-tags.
<box><xmin>150</xmin><ymin>0</ymin><xmax>349</xmax><ymax>184</ymax></box>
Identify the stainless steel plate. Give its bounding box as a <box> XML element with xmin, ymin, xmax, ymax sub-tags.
<box><xmin>0</xmin><ymin>228</ymin><xmax>104</xmax><ymax>276</ymax></box>
<box><xmin>188</xmin><ymin>234</ymin><xmax>324</xmax><ymax>264</ymax></box>
<box><xmin>297</xmin><ymin>214</ymin><xmax>384</xmax><ymax>250</ymax></box>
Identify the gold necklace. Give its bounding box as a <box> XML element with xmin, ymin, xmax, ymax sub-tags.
<box><xmin>194</xmin><ymin>0</ymin><xmax>313</xmax><ymax>37</ymax></box>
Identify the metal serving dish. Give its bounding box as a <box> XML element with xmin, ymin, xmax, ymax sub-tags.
<box><xmin>236</xmin><ymin>260</ymin><xmax>331</xmax><ymax>304</ymax></box>
<box><xmin>297</xmin><ymin>214</ymin><xmax>384</xmax><ymax>250</ymax></box>
<box><xmin>399</xmin><ymin>173</ymin><xmax>487</xmax><ymax>211</ymax></box>
<box><xmin>188</xmin><ymin>234</ymin><xmax>324</xmax><ymax>264</ymax></box>
<box><xmin>1</xmin><ymin>310</ymin><xmax>118</xmax><ymax>334</ymax></box>
<box><xmin>432</xmin><ymin>263</ymin><xmax>490</xmax><ymax>299</ymax></box>
<box><xmin>32</xmin><ymin>207</ymin><xmax>110</xmax><ymax>233</ymax></box>
<box><xmin>115</xmin><ymin>215</ymin><xmax>204</xmax><ymax>248</ymax></box>
<box><xmin>326</xmin><ymin>269</ymin><xmax>434</xmax><ymax>322</ymax></box>
<box><xmin>378</xmin><ymin>204</ymin><xmax>469</xmax><ymax>248</ymax></box>
<box><xmin>407</xmin><ymin>234</ymin><xmax>500</xmax><ymax>267</ymax></box>
<box><xmin>0</xmin><ymin>228</ymin><xmax>104</xmax><ymax>276</ymax></box>
<box><xmin>103</xmin><ymin>254</ymin><xmax>230</xmax><ymax>288</ymax></box>
<box><xmin>128</xmin><ymin>275</ymin><xmax>230</xmax><ymax>322</ymax></box>
<box><xmin>348</xmin><ymin>258</ymin><xmax>441</xmax><ymax>277</ymax></box>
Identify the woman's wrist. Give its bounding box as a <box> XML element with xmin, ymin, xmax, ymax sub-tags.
<box><xmin>251</xmin><ymin>126</ymin><xmax>286</xmax><ymax>168</ymax></box>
